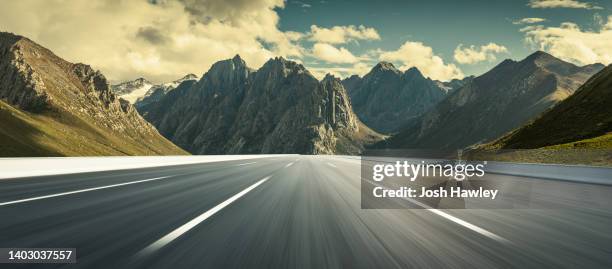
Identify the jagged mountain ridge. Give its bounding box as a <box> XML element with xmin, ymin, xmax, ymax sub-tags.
<box><xmin>134</xmin><ymin>74</ymin><xmax>199</xmax><ymax>108</ymax></box>
<box><xmin>138</xmin><ymin>55</ymin><xmax>381</xmax><ymax>154</ymax></box>
<box><xmin>0</xmin><ymin>32</ymin><xmax>186</xmax><ymax>156</ymax></box>
<box><xmin>435</xmin><ymin>76</ymin><xmax>475</xmax><ymax>93</ymax></box>
<box><xmin>111</xmin><ymin>77</ymin><xmax>153</xmax><ymax>103</ymax></box>
<box><xmin>341</xmin><ymin>62</ymin><xmax>451</xmax><ymax>134</ymax></box>
<box><xmin>111</xmin><ymin>73</ymin><xmax>198</xmax><ymax>104</ymax></box>
<box><xmin>378</xmin><ymin>51</ymin><xmax>605</xmax><ymax>150</ymax></box>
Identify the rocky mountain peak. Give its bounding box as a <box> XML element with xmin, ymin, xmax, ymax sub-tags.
<box><xmin>232</xmin><ymin>54</ymin><xmax>244</xmax><ymax>63</ymax></box>
<box><xmin>322</xmin><ymin>73</ymin><xmax>338</xmax><ymax>82</ymax></box>
<box><xmin>403</xmin><ymin>67</ymin><xmax>425</xmax><ymax>80</ymax></box>
<box><xmin>522</xmin><ymin>50</ymin><xmax>580</xmax><ymax>75</ymax></box>
<box><xmin>526</xmin><ymin>50</ymin><xmax>555</xmax><ymax>61</ymax></box>
<box><xmin>209</xmin><ymin>55</ymin><xmax>248</xmax><ymax>74</ymax></box>
<box><xmin>204</xmin><ymin>55</ymin><xmax>251</xmax><ymax>89</ymax></box>
<box><xmin>0</xmin><ymin>32</ymin><xmax>24</xmax><ymax>50</ymax></box>
<box><xmin>371</xmin><ymin>61</ymin><xmax>400</xmax><ymax>74</ymax></box>
<box><xmin>134</xmin><ymin>77</ymin><xmax>150</xmax><ymax>84</ymax></box>
<box><xmin>346</xmin><ymin>62</ymin><xmax>449</xmax><ymax>133</ymax></box>
<box><xmin>374</xmin><ymin>61</ymin><xmax>396</xmax><ymax>70</ymax></box>
<box><xmin>179</xmin><ymin>73</ymin><xmax>198</xmax><ymax>81</ymax></box>
<box><xmin>262</xmin><ymin>57</ymin><xmax>307</xmax><ymax>74</ymax></box>
<box><xmin>254</xmin><ymin>57</ymin><xmax>314</xmax><ymax>93</ymax></box>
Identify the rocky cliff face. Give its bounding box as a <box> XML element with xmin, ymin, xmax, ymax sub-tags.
<box><xmin>139</xmin><ymin>55</ymin><xmax>380</xmax><ymax>154</ymax></box>
<box><xmin>380</xmin><ymin>51</ymin><xmax>605</xmax><ymax>150</ymax></box>
<box><xmin>0</xmin><ymin>32</ymin><xmax>186</xmax><ymax>156</ymax></box>
<box><xmin>341</xmin><ymin>62</ymin><xmax>448</xmax><ymax>133</ymax></box>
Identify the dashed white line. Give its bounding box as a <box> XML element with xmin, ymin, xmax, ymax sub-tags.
<box><xmin>285</xmin><ymin>162</ymin><xmax>294</xmax><ymax>168</ymax></box>
<box><xmin>326</xmin><ymin>162</ymin><xmax>337</xmax><ymax>168</ymax></box>
<box><xmin>427</xmin><ymin>209</ymin><xmax>509</xmax><ymax>243</ymax></box>
<box><xmin>137</xmin><ymin>176</ymin><xmax>271</xmax><ymax>257</ymax></box>
<box><xmin>365</xmin><ymin>179</ymin><xmax>510</xmax><ymax>244</ymax></box>
<box><xmin>0</xmin><ymin>176</ymin><xmax>174</xmax><ymax>207</ymax></box>
<box><xmin>236</xmin><ymin>162</ymin><xmax>257</xmax><ymax>166</ymax></box>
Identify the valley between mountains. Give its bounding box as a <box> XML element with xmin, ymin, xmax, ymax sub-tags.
<box><xmin>1</xmin><ymin>32</ymin><xmax>610</xmax><ymax>161</ymax></box>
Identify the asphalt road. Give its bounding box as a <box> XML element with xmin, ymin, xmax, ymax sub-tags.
<box><xmin>0</xmin><ymin>156</ymin><xmax>611</xmax><ymax>268</ymax></box>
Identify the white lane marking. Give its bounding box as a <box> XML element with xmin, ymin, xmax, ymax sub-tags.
<box><xmin>137</xmin><ymin>176</ymin><xmax>271</xmax><ymax>257</ymax></box>
<box><xmin>427</xmin><ymin>209</ymin><xmax>509</xmax><ymax>243</ymax></box>
<box><xmin>326</xmin><ymin>162</ymin><xmax>337</xmax><ymax>168</ymax></box>
<box><xmin>236</xmin><ymin>162</ymin><xmax>257</xmax><ymax>166</ymax></box>
<box><xmin>365</xmin><ymin>179</ymin><xmax>510</xmax><ymax>244</ymax></box>
<box><xmin>0</xmin><ymin>176</ymin><xmax>173</xmax><ymax>206</ymax></box>
<box><xmin>285</xmin><ymin>162</ymin><xmax>294</xmax><ymax>168</ymax></box>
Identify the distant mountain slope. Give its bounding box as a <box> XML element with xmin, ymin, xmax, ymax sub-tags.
<box><xmin>112</xmin><ymin>74</ymin><xmax>198</xmax><ymax>104</ymax></box>
<box><xmin>0</xmin><ymin>32</ymin><xmax>186</xmax><ymax>156</ymax></box>
<box><xmin>135</xmin><ymin>74</ymin><xmax>198</xmax><ymax>108</ymax></box>
<box><xmin>434</xmin><ymin>76</ymin><xmax>474</xmax><ymax>94</ymax></box>
<box><xmin>139</xmin><ymin>55</ymin><xmax>382</xmax><ymax>154</ymax></box>
<box><xmin>378</xmin><ymin>51</ymin><xmax>604</xmax><ymax>150</ymax></box>
<box><xmin>488</xmin><ymin>64</ymin><xmax>612</xmax><ymax>149</ymax></box>
<box><xmin>111</xmin><ymin>78</ymin><xmax>153</xmax><ymax>103</ymax></box>
<box><xmin>341</xmin><ymin>62</ymin><xmax>449</xmax><ymax>133</ymax></box>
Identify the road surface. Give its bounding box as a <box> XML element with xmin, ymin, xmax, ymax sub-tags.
<box><xmin>0</xmin><ymin>156</ymin><xmax>611</xmax><ymax>268</ymax></box>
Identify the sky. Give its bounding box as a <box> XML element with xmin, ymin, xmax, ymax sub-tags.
<box><xmin>0</xmin><ymin>0</ymin><xmax>611</xmax><ymax>83</ymax></box>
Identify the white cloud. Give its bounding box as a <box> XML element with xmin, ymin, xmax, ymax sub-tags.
<box><xmin>453</xmin><ymin>43</ymin><xmax>509</xmax><ymax>64</ymax></box>
<box><xmin>0</xmin><ymin>0</ymin><xmax>304</xmax><ymax>83</ymax></box>
<box><xmin>291</xmin><ymin>1</ymin><xmax>311</xmax><ymax>8</ymax></box>
<box><xmin>308</xmin><ymin>25</ymin><xmax>380</xmax><ymax>44</ymax></box>
<box><xmin>308</xmin><ymin>62</ymin><xmax>372</xmax><ymax>80</ymax></box>
<box><xmin>379</xmin><ymin>41</ymin><xmax>464</xmax><ymax>81</ymax></box>
<box><xmin>513</xmin><ymin>17</ymin><xmax>547</xmax><ymax>25</ymax></box>
<box><xmin>521</xmin><ymin>16</ymin><xmax>612</xmax><ymax>65</ymax></box>
<box><xmin>311</xmin><ymin>43</ymin><xmax>359</xmax><ymax>64</ymax></box>
<box><xmin>527</xmin><ymin>0</ymin><xmax>603</xmax><ymax>9</ymax></box>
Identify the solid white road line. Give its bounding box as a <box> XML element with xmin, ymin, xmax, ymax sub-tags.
<box><xmin>0</xmin><ymin>176</ymin><xmax>173</xmax><ymax>206</ymax></box>
<box><xmin>326</xmin><ymin>162</ymin><xmax>337</xmax><ymax>168</ymax></box>
<box><xmin>236</xmin><ymin>162</ymin><xmax>257</xmax><ymax>166</ymax></box>
<box><xmin>365</xmin><ymin>180</ymin><xmax>510</xmax><ymax>244</ymax></box>
<box><xmin>137</xmin><ymin>176</ymin><xmax>271</xmax><ymax>257</ymax></box>
<box><xmin>285</xmin><ymin>162</ymin><xmax>294</xmax><ymax>168</ymax></box>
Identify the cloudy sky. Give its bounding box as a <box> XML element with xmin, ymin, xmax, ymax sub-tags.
<box><xmin>0</xmin><ymin>0</ymin><xmax>610</xmax><ymax>83</ymax></box>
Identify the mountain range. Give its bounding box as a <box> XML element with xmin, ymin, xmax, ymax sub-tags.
<box><xmin>138</xmin><ymin>55</ymin><xmax>381</xmax><ymax>154</ymax></box>
<box><xmin>0</xmin><ymin>32</ymin><xmax>186</xmax><ymax>156</ymax></box>
<box><xmin>1</xmin><ymin>31</ymin><xmax>610</xmax><ymax>157</ymax></box>
<box><xmin>135</xmin><ymin>74</ymin><xmax>199</xmax><ymax>108</ymax></box>
<box><xmin>111</xmin><ymin>74</ymin><xmax>198</xmax><ymax>104</ymax></box>
<box><xmin>378</xmin><ymin>51</ymin><xmax>604</xmax><ymax>150</ymax></box>
<box><xmin>341</xmin><ymin>62</ymin><xmax>463</xmax><ymax>134</ymax></box>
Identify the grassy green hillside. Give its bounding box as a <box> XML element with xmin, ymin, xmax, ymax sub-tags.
<box><xmin>0</xmin><ymin>100</ymin><xmax>187</xmax><ymax>156</ymax></box>
<box><xmin>490</xmin><ymin>64</ymin><xmax>612</xmax><ymax>149</ymax></box>
<box><xmin>472</xmin><ymin>65</ymin><xmax>612</xmax><ymax>166</ymax></box>
<box><xmin>543</xmin><ymin>133</ymin><xmax>612</xmax><ymax>150</ymax></box>
<box><xmin>0</xmin><ymin>32</ymin><xmax>187</xmax><ymax>157</ymax></box>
